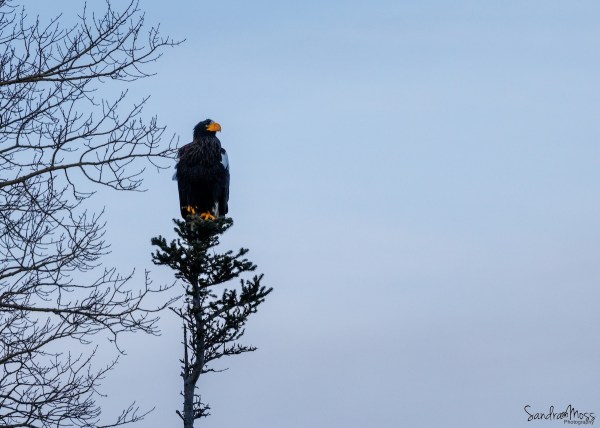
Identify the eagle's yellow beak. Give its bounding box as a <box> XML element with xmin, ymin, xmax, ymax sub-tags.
<box><xmin>206</xmin><ymin>122</ymin><xmax>222</xmax><ymax>132</ymax></box>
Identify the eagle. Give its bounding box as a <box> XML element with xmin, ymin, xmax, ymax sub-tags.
<box><xmin>174</xmin><ymin>119</ymin><xmax>230</xmax><ymax>220</ymax></box>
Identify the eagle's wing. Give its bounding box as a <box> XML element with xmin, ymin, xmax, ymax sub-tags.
<box><xmin>173</xmin><ymin>143</ymin><xmax>192</xmax><ymax>181</ymax></box>
<box><xmin>174</xmin><ymin>142</ymin><xmax>195</xmax><ymax>218</ymax></box>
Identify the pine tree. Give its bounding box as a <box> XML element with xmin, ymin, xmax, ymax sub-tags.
<box><xmin>151</xmin><ymin>217</ymin><xmax>272</xmax><ymax>427</ymax></box>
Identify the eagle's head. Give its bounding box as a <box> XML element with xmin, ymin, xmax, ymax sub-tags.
<box><xmin>194</xmin><ymin>119</ymin><xmax>222</xmax><ymax>139</ymax></box>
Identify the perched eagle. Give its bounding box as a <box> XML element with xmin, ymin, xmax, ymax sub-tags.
<box><xmin>174</xmin><ymin>119</ymin><xmax>230</xmax><ymax>220</ymax></box>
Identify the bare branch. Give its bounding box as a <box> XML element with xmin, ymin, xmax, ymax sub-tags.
<box><xmin>0</xmin><ymin>1</ymin><xmax>181</xmax><ymax>426</ymax></box>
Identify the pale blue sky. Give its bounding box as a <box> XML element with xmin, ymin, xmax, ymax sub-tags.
<box><xmin>31</xmin><ymin>1</ymin><xmax>600</xmax><ymax>426</ymax></box>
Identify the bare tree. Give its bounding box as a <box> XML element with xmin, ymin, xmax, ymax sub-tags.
<box><xmin>0</xmin><ymin>1</ymin><xmax>180</xmax><ymax>426</ymax></box>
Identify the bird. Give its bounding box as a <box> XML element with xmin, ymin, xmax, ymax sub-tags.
<box><xmin>174</xmin><ymin>119</ymin><xmax>230</xmax><ymax>221</ymax></box>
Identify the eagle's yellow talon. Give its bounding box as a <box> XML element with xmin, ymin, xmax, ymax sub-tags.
<box><xmin>199</xmin><ymin>212</ymin><xmax>216</xmax><ymax>221</ymax></box>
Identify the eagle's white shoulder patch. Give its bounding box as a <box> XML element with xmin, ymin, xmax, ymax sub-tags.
<box><xmin>220</xmin><ymin>149</ymin><xmax>229</xmax><ymax>170</ymax></box>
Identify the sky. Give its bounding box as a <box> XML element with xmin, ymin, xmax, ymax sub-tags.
<box><xmin>28</xmin><ymin>1</ymin><xmax>600</xmax><ymax>427</ymax></box>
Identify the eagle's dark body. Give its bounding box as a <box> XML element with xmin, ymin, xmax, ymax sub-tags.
<box><xmin>175</xmin><ymin>119</ymin><xmax>229</xmax><ymax>219</ymax></box>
